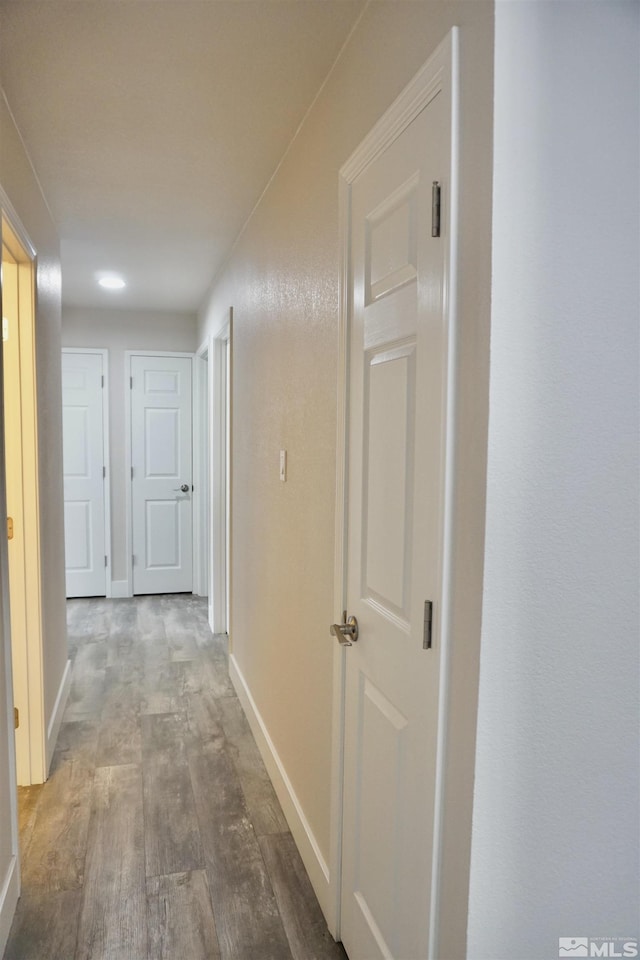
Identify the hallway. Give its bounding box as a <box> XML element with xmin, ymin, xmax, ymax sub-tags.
<box><xmin>4</xmin><ymin>596</ymin><xmax>346</xmax><ymax>960</ymax></box>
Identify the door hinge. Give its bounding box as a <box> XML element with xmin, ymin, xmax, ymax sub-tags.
<box><xmin>423</xmin><ymin>600</ymin><xmax>433</xmax><ymax>650</ymax></box>
<box><xmin>101</xmin><ymin>375</ymin><xmax>104</xmax><ymax>388</ymax></box>
<box><xmin>431</xmin><ymin>181</ymin><xmax>441</xmax><ymax>238</ymax></box>
<box><xmin>103</xmin><ymin>466</ymin><xmax>106</xmax><ymax>478</ymax></box>
<box><xmin>14</xmin><ymin>707</ymin><xmax>19</xmax><ymax>729</ymax></box>
<box><xmin>7</xmin><ymin>517</ymin><xmax>14</xmax><ymax>540</ymax></box>
<box><xmin>104</xmin><ymin>555</ymin><xmax>108</xmax><ymax>568</ymax></box>
<box><xmin>130</xmin><ymin>376</ymin><xmax>133</xmax><ymax>389</ymax></box>
<box><xmin>131</xmin><ymin>466</ymin><xmax>134</xmax><ymax>479</ymax></box>
<box><xmin>132</xmin><ymin>554</ymin><xmax>135</xmax><ymax>566</ymax></box>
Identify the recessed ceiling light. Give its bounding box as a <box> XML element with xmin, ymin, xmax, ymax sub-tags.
<box><xmin>97</xmin><ymin>273</ymin><xmax>126</xmax><ymax>290</ymax></box>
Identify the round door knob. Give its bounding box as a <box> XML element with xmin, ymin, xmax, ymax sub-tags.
<box><xmin>180</xmin><ymin>483</ymin><xmax>189</xmax><ymax>493</ymax></box>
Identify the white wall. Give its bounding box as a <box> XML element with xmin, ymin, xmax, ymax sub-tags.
<box><xmin>62</xmin><ymin>306</ymin><xmax>197</xmax><ymax>587</ymax></box>
<box><xmin>199</xmin><ymin>3</ymin><xmax>494</xmax><ymax>950</ymax></box>
<box><xmin>468</xmin><ymin>3</ymin><xmax>639</xmax><ymax>956</ymax></box>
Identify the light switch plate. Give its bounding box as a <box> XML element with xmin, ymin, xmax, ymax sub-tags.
<box><xmin>279</xmin><ymin>449</ymin><xmax>287</xmax><ymax>482</ymax></box>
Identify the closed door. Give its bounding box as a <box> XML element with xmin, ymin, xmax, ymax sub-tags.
<box><xmin>131</xmin><ymin>354</ymin><xmax>192</xmax><ymax>594</ymax></box>
<box><xmin>62</xmin><ymin>351</ymin><xmax>107</xmax><ymax>598</ymax></box>
<box><xmin>339</xmin><ymin>75</ymin><xmax>453</xmax><ymax>960</ymax></box>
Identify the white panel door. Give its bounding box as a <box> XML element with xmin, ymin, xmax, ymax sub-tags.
<box><xmin>131</xmin><ymin>355</ymin><xmax>192</xmax><ymax>594</ymax></box>
<box><xmin>340</xmin><ymin>74</ymin><xmax>454</xmax><ymax>960</ymax></box>
<box><xmin>62</xmin><ymin>352</ymin><xmax>106</xmax><ymax>598</ymax></box>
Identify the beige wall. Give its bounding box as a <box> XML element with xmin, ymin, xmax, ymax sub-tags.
<box><xmin>199</xmin><ymin>4</ymin><xmax>494</xmax><ymax>952</ymax></box>
<box><xmin>62</xmin><ymin>306</ymin><xmax>198</xmax><ymax>584</ymax></box>
<box><xmin>0</xmin><ymin>94</ymin><xmax>68</xmax><ymax>755</ymax></box>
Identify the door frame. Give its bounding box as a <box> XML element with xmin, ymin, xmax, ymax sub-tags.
<box><xmin>0</xmin><ymin>196</ymin><xmax>47</xmax><ymax>786</ymax></box>
<box><xmin>329</xmin><ymin>31</ymin><xmax>459</xmax><ymax>952</ymax></box>
<box><xmin>193</xmin><ymin>340</ymin><xmax>209</xmax><ymax>600</ymax></box>
<box><xmin>202</xmin><ymin>307</ymin><xmax>233</xmax><ymax>633</ymax></box>
<box><xmin>61</xmin><ymin>348</ymin><xmax>112</xmax><ymax>598</ymax></box>
<box><xmin>124</xmin><ymin>350</ymin><xmax>195</xmax><ymax>597</ymax></box>
<box><xmin>0</xmin><ymin>202</ymin><xmax>22</xmax><ymax>953</ymax></box>
<box><xmin>210</xmin><ymin>310</ymin><xmax>231</xmax><ymax>635</ymax></box>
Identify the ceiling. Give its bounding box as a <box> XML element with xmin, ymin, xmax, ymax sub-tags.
<box><xmin>0</xmin><ymin>0</ymin><xmax>365</xmax><ymax>312</ymax></box>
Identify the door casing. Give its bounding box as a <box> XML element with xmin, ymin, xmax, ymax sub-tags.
<box><xmin>193</xmin><ymin>318</ymin><xmax>231</xmax><ymax>638</ymax></box>
<box><xmin>0</xmin><ymin>207</ymin><xmax>21</xmax><ymax>953</ymax></box>
<box><xmin>0</xmin><ymin>200</ymin><xmax>47</xmax><ymax>786</ymax></box>
<box><xmin>193</xmin><ymin>340</ymin><xmax>209</xmax><ymax>601</ymax></box>
<box><xmin>329</xmin><ymin>31</ymin><xmax>460</xmax><ymax>954</ymax></box>
<box><xmin>197</xmin><ymin>309</ymin><xmax>232</xmax><ymax>636</ymax></box>
<box><xmin>210</xmin><ymin>312</ymin><xmax>231</xmax><ymax>635</ymax></box>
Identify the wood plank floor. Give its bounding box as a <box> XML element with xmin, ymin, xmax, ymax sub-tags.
<box><xmin>4</xmin><ymin>595</ymin><xmax>347</xmax><ymax>960</ymax></box>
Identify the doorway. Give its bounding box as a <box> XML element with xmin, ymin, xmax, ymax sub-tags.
<box><xmin>1</xmin><ymin>211</ymin><xmax>46</xmax><ymax>786</ymax></box>
<box><xmin>195</xmin><ymin>319</ymin><xmax>230</xmax><ymax>636</ymax></box>
<box><xmin>211</xmin><ymin>314</ymin><xmax>231</xmax><ymax>635</ymax></box>
<box><xmin>194</xmin><ymin>341</ymin><xmax>209</xmax><ymax>605</ymax></box>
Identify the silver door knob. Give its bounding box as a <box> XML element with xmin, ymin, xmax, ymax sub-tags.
<box><xmin>173</xmin><ymin>483</ymin><xmax>190</xmax><ymax>493</ymax></box>
<box><xmin>331</xmin><ymin>613</ymin><xmax>358</xmax><ymax>646</ymax></box>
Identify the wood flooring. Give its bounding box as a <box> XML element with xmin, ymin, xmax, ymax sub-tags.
<box><xmin>4</xmin><ymin>595</ymin><xmax>347</xmax><ymax>960</ymax></box>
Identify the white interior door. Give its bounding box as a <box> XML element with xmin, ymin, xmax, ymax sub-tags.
<box><xmin>62</xmin><ymin>351</ymin><xmax>107</xmax><ymax>598</ymax></box>
<box><xmin>131</xmin><ymin>354</ymin><xmax>193</xmax><ymax>595</ymax></box>
<box><xmin>339</xmin><ymin>60</ymin><xmax>454</xmax><ymax>960</ymax></box>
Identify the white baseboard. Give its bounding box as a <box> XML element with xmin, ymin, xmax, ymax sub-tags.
<box><xmin>228</xmin><ymin>654</ymin><xmax>333</xmax><ymax>923</ymax></box>
<box><xmin>110</xmin><ymin>580</ymin><xmax>130</xmax><ymax>598</ymax></box>
<box><xmin>46</xmin><ymin>659</ymin><xmax>71</xmax><ymax>773</ymax></box>
<box><xmin>0</xmin><ymin>855</ymin><xmax>19</xmax><ymax>958</ymax></box>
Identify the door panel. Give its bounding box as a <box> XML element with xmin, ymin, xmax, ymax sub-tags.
<box><xmin>64</xmin><ymin>501</ymin><xmax>92</xmax><ymax>569</ymax></box>
<box><xmin>62</xmin><ymin>352</ymin><xmax>106</xmax><ymax>598</ymax></box>
<box><xmin>146</xmin><ymin>500</ymin><xmax>180</xmax><ymax>566</ymax></box>
<box><xmin>131</xmin><ymin>355</ymin><xmax>192</xmax><ymax>595</ymax></box>
<box><xmin>341</xmin><ymin>84</ymin><xmax>452</xmax><ymax>960</ymax></box>
<box><xmin>363</xmin><ymin>343</ymin><xmax>415</xmax><ymax>618</ymax></box>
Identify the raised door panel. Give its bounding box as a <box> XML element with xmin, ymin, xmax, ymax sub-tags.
<box><xmin>363</xmin><ymin>343</ymin><xmax>416</xmax><ymax>622</ymax></box>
